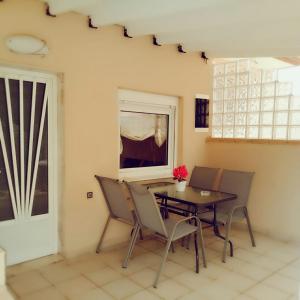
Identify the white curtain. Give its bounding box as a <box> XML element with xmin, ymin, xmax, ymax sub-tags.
<box><xmin>120</xmin><ymin>111</ymin><xmax>168</xmax><ymax>154</ymax></box>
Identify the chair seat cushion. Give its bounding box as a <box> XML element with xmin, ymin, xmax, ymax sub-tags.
<box><xmin>200</xmin><ymin>211</ymin><xmax>227</xmax><ymax>225</ymax></box>
<box><xmin>164</xmin><ymin>218</ymin><xmax>198</xmax><ymax>241</ymax></box>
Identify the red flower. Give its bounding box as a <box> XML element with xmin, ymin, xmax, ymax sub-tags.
<box><xmin>173</xmin><ymin>165</ymin><xmax>188</xmax><ymax>181</ymax></box>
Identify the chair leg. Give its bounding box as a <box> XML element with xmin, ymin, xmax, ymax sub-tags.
<box><xmin>194</xmin><ymin>232</ymin><xmax>199</xmax><ymax>273</ymax></box>
<box><xmin>222</xmin><ymin>216</ymin><xmax>233</xmax><ymax>263</ymax></box>
<box><xmin>198</xmin><ymin>224</ymin><xmax>207</xmax><ymax>268</ymax></box>
<box><xmin>185</xmin><ymin>211</ymin><xmax>193</xmax><ymax>249</ymax></box>
<box><xmin>181</xmin><ymin>237</ymin><xmax>185</xmax><ymax>247</ymax></box>
<box><xmin>127</xmin><ymin>224</ymin><xmax>140</xmax><ymax>260</ymax></box>
<box><xmin>244</xmin><ymin>207</ymin><xmax>256</xmax><ymax>247</ymax></box>
<box><xmin>122</xmin><ymin>223</ymin><xmax>140</xmax><ymax>268</ymax></box>
<box><xmin>153</xmin><ymin>238</ymin><xmax>172</xmax><ymax>288</ymax></box>
<box><xmin>139</xmin><ymin>229</ymin><xmax>144</xmax><ymax>240</ymax></box>
<box><xmin>96</xmin><ymin>216</ymin><xmax>111</xmax><ymax>253</ymax></box>
<box><xmin>171</xmin><ymin>242</ymin><xmax>175</xmax><ymax>253</ymax></box>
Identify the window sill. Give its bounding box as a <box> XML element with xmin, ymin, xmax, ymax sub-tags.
<box><xmin>119</xmin><ymin>172</ymin><xmax>173</xmax><ymax>182</ymax></box>
<box><xmin>195</xmin><ymin>128</ymin><xmax>209</xmax><ymax>133</ymax></box>
<box><xmin>206</xmin><ymin>136</ymin><xmax>300</xmax><ymax>145</ymax></box>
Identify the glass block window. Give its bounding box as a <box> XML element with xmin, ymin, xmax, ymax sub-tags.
<box><xmin>212</xmin><ymin>59</ymin><xmax>300</xmax><ymax>140</ymax></box>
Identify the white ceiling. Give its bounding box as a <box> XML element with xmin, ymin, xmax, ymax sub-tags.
<box><xmin>213</xmin><ymin>57</ymin><xmax>292</xmax><ymax>69</ymax></box>
<box><xmin>43</xmin><ymin>0</ymin><xmax>300</xmax><ymax>58</ymax></box>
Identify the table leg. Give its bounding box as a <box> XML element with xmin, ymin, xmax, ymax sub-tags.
<box><xmin>159</xmin><ymin>198</ymin><xmax>169</xmax><ymax>219</ymax></box>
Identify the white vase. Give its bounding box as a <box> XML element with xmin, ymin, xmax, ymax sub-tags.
<box><xmin>175</xmin><ymin>180</ymin><xmax>187</xmax><ymax>192</ymax></box>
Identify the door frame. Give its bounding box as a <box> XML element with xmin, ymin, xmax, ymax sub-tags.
<box><xmin>0</xmin><ymin>65</ymin><xmax>59</xmax><ymax>263</ymax></box>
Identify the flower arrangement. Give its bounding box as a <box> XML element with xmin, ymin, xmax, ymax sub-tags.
<box><xmin>173</xmin><ymin>165</ymin><xmax>189</xmax><ymax>182</ymax></box>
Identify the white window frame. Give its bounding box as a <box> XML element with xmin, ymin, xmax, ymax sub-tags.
<box><xmin>118</xmin><ymin>89</ymin><xmax>178</xmax><ymax>180</ymax></box>
<box><xmin>195</xmin><ymin>93</ymin><xmax>210</xmax><ymax>133</ymax></box>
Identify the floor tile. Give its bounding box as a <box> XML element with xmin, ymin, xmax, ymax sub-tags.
<box><xmin>252</xmin><ymin>238</ymin><xmax>288</xmax><ymax>255</ymax></box>
<box><xmin>200</xmin><ymin>262</ymin><xmax>233</xmax><ymax>280</ymax></box>
<box><xmin>110</xmin><ymin>255</ymin><xmax>148</xmax><ymax>275</ymax></box>
<box><xmin>151</xmin><ymin>260</ymin><xmax>188</xmax><ymax>278</ymax></box>
<box><xmin>245</xmin><ymin>283</ymin><xmax>290</xmax><ymax>300</ymax></box>
<box><xmin>6</xmin><ymin>228</ymin><xmax>300</xmax><ymax>300</ymax></box>
<box><xmin>178</xmin><ymin>290</ymin><xmax>206</xmax><ymax>300</ymax></box>
<box><xmin>279</xmin><ymin>265</ymin><xmax>300</xmax><ymax>281</ymax></box>
<box><xmin>205</xmin><ymin>247</ymin><xmax>221</xmax><ymax>261</ymax></box>
<box><xmin>6</xmin><ymin>263</ymin><xmax>33</xmax><ymax>279</ymax></box>
<box><xmin>85</xmin><ymin>266</ymin><xmax>122</xmax><ymax>286</ymax></box>
<box><xmin>66</xmin><ymin>252</ymin><xmax>104</xmax><ymax>264</ymax></box>
<box><xmin>101</xmin><ymin>249</ymin><xmax>128</xmax><ymax>265</ymax></box>
<box><xmin>213</xmin><ymin>257</ymin><xmax>271</xmax><ymax>281</ymax></box>
<box><xmin>215</xmin><ymin>272</ymin><xmax>256</xmax><ymax>292</ymax></box>
<box><xmin>69</xmin><ymin>287</ymin><xmax>114</xmax><ymax>300</ymax></box>
<box><xmin>233</xmin><ymin>248</ymin><xmax>261</xmax><ymax>264</ymax></box>
<box><xmin>129</xmin><ymin>268</ymin><xmax>166</xmax><ymax>288</ymax></box>
<box><xmin>208</xmin><ymin>240</ymin><xmax>237</xmax><ymax>253</ymax></box>
<box><xmin>133</xmin><ymin>252</ymin><xmax>162</xmax><ymax>267</ymax></box>
<box><xmin>173</xmin><ymin>270</ymin><xmax>214</xmax><ymax>290</ymax></box>
<box><xmin>7</xmin><ymin>254</ymin><xmax>64</xmax><ymax>278</ymax></box>
<box><xmin>251</xmin><ymin>255</ymin><xmax>286</xmax><ymax>271</ymax></box>
<box><xmin>125</xmin><ymin>289</ymin><xmax>161</xmax><ymax>300</ymax></box>
<box><xmin>233</xmin><ymin>294</ymin><xmax>256</xmax><ymax>300</ymax></box>
<box><xmin>69</xmin><ymin>257</ymin><xmax>107</xmax><ymax>274</ymax></box>
<box><xmin>102</xmin><ymin>278</ymin><xmax>142</xmax><ymax>299</ymax></box>
<box><xmin>19</xmin><ymin>287</ymin><xmax>66</xmax><ymax>300</ymax></box>
<box><xmin>262</xmin><ymin>273</ymin><xmax>300</xmax><ymax>294</ymax></box>
<box><xmin>149</xmin><ymin>279</ymin><xmax>191</xmax><ymax>300</ymax></box>
<box><xmin>290</xmin><ymin>259</ymin><xmax>300</xmax><ymax>269</ymax></box>
<box><xmin>265</xmin><ymin>247</ymin><xmax>300</xmax><ymax>264</ymax></box>
<box><xmin>191</xmin><ymin>281</ymin><xmax>239</xmax><ymax>300</ymax></box>
<box><xmin>138</xmin><ymin>238</ymin><xmax>165</xmax><ymax>252</ymax></box>
<box><xmin>55</xmin><ymin>276</ymin><xmax>96</xmax><ymax>299</ymax></box>
<box><xmin>39</xmin><ymin>261</ymin><xmax>80</xmax><ymax>284</ymax></box>
<box><xmin>167</xmin><ymin>249</ymin><xmax>197</xmax><ymax>269</ymax></box>
<box><xmin>288</xmin><ymin>294</ymin><xmax>300</xmax><ymax>300</ymax></box>
<box><xmin>8</xmin><ymin>270</ymin><xmax>52</xmax><ymax>297</ymax></box>
<box><xmin>130</xmin><ymin>245</ymin><xmax>151</xmax><ymax>257</ymax></box>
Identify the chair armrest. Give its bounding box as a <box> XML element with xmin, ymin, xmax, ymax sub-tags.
<box><xmin>224</xmin><ymin>205</ymin><xmax>246</xmax><ymax>224</ymax></box>
<box><xmin>175</xmin><ymin>216</ymin><xmax>199</xmax><ymax>225</ymax></box>
<box><xmin>169</xmin><ymin>216</ymin><xmax>201</xmax><ymax>239</ymax></box>
<box><xmin>228</xmin><ymin>205</ymin><xmax>245</xmax><ymax>215</ymax></box>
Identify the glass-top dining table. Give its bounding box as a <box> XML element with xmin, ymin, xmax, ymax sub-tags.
<box><xmin>148</xmin><ymin>183</ymin><xmax>237</xmax><ymax>257</ymax></box>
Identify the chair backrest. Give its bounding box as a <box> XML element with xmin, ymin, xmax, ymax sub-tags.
<box><xmin>95</xmin><ymin>175</ymin><xmax>133</xmax><ymax>223</ymax></box>
<box><xmin>189</xmin><ymin>166</ymin><xmax>220</xmax><ymax>190</ymax></box>
<box><xmin>126</xmin><ymin>182</ymin><xmax>168</xmax><ymax>237</ymax></box>
<box><xmin>217</xmin><ymin>169</ymin><xmax>254</xmax><ymax>212</ymax></box>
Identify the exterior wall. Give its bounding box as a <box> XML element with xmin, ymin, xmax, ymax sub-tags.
<box><xmin>0</xmin><ymin>248</ymin><xmax>4</xmax><ymax>285</ymax></box>
<box><xmin>0</xmin><ymin>248</ymin><xmax>14</xmax><ymax>299</ymax></box>
<box><xmin>204</xmin><ymin>141</ymin><xmax>300</xmax><ymax>243</ymax></box>
<box><xmin>0</xmin><ymin>0</ymin><xmax>211</xmax><ymax>257</ymax></box>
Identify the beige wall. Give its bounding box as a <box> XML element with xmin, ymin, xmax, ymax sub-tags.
<box><xmin>204</xmin><ymin>141</ymin><xmax>300</xmax><ymax>243</ymax></box>
<box><xmin>0</xmin><ymin>0</ymin><xmax>211</xmax><ymax>256</ymax></box>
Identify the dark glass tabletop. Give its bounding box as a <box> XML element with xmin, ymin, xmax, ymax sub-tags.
<box><xmin>150</xmin><ymin>185</ymin><xmax>236</xmax><ymax>207</ymax></box>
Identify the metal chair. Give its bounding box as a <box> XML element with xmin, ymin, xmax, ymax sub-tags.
<box><xmin>189</xmin><ymin>166</ymin><xmax>220</xmax><ymax>190</ymax></box>
<box><xmin>123</xmin><ymin>182</ymin><xmax>207</xmax><ymax>288</ymax></box>
<box><xmin>200</xmin><ymin>169</ymin><xmax>256</xmax><ymax>262</ymax></box>
<box><xmin>94</xmin><ymin>175</ymin><xmax>141</xmax><ymax>253</ymax></box>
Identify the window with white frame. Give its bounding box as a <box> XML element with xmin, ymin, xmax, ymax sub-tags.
<box><xmin>212</xmin><ymin>59</ymin><xmax>300</xmax><ymax>140</ymax></box>
<box><xmin>118</xmin><ymin>89</ymin><xmax>178</xmax><ymax>179</ymax></box>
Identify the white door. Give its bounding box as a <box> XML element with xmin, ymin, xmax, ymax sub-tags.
<box><xmin>0</xmin><ymin>66</ymin><xmax>58</xmax><ymax>265</ymax></box>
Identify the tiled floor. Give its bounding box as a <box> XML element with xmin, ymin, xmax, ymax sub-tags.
<box><xmin>6</xmin><ymin>227</ymin><xmax>300</xmax><ymax>300</ymax></box>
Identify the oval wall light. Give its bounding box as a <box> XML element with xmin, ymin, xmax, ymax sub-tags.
<box><xmin>5</xmin><ymin>34</ymin><xmax>48</xmax><ymax>55</ymax></box>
